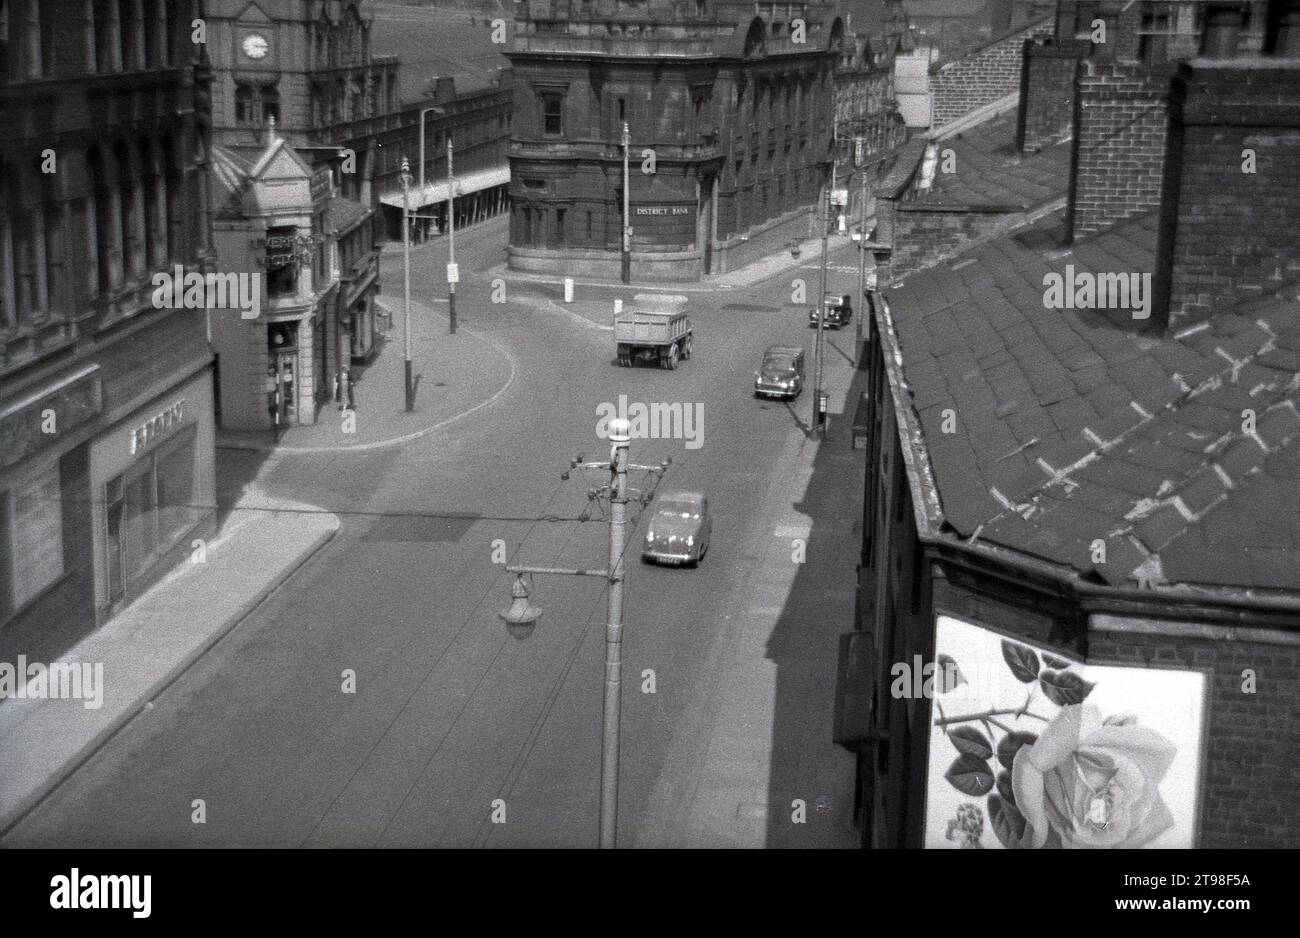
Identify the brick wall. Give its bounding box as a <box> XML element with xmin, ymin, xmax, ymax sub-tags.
<box><xmin>890</xmin><ymin>205</ymin><xmax>1017</xmax><ymax>280</ymax></box>
<box><xmin>1089</xmin><ymin>629</ymin><xmax>1300</xmax><ymax>848</ymax></box>
<box><xmin>930</xmin><ymin>18</ymin><xmax>1055</xmax><ymax>130</ymax></box>
<box><xmin>1156</xmin><ymin>63</ymin><xmax>1300</xmax><ymax>330</ymax></box>
<box><xmin>1016</xmin><ymin>38</ymin><xmax>1081</xmax><ymax>153</ymax></box>
<box><xmin>1067</xmin><ymin>59</ymin><xmax>1174</xmax><ymax>242</ymax></box>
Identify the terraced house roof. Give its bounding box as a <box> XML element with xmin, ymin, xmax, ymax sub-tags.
<box><xmin>881</xmin><ymin>207</ymin><xmax>1300</xmax><ymax>596</ymax></box>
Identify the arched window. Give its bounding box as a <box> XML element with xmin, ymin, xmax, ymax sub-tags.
<box><xmin>142</xmin><ymin>0</ymin><xmax>159</xmax><ymax>67</ymax></box>
<box><xmin>114</xmin><ymin>140</ymin><xmax>140</xmax><ymax>278</ymax></box>
<box><xmin>261</xmin><ymin>83</ymin><xmax>280</xmax><ymax>125</ymax></box>
<box><xmin>87</xmin><ymin>146</ymin><xmax>113</xmax><ymax>292</ymax></box>
<box><xmin>93</xmin><ymin>0</ymin><xmax>115</xmax><ymax>73</ymax></box>
<box><xmin>235</xmin><ymin>82</ymin><xmax>254</xmax><ymax>124</ymax></box>
<box><xmin>0</xmin><ymin>1</ymin><xmax>9</xmax><ymax>83</ymax></box>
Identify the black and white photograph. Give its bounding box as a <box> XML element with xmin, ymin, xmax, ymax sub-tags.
<box><xmin>0</xmin><ymin>0</ymin><xmax>1293</xmax><ymax>913</ymax></box>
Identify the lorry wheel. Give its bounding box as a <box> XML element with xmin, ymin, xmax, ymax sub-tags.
<box><xmin>682</xmin><ymin>336</ymin><xmax>692</xmax><ymax>360</ymax></box>
<box><xmin>667</xmin><ymin>344</ymin><xmax>679</xmax><ymax>369</ymax></box>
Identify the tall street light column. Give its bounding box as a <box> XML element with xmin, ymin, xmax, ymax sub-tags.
<box><xmin>621</xmin><ymin>121</ymin><xmax>631</xmax><ymax>284</ymax></box>
<box><xmin>418</xmin><ymin>105</ymin><xmax>441</xmax><ymax>224</ymax></box>
<box><xmin>447</xmin><ymin>136</ymin><xmax>457</xmax><ymax>334</ymax></box>
<box><xmin>499</xmin><ymin>419</ymin><xmax>669</xmax><ymax>847</ymax></box>
<box><xmin>599</xmin><ymin>419</ymin><xmax>628</xmax><ymax>848</ymax></box>
<box><xmin>813</xmin><ymin>181</ymin><xmax>829</xmax><ymax>437</ymax></box>
<box><xmin>400</xmin><ymin>158</ymin><xmax>414</xmax><ymax>412</ymax></box>
<box><xmin>856</xmin><ymin>166</ymin><xmax>868</xmax><ymax>356</ymax></box>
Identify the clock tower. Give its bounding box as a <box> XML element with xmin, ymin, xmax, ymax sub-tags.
<box><xmin>204</xmin><ymin>1</ymin><xmax>398</xmax><ymax>152</ymax></box>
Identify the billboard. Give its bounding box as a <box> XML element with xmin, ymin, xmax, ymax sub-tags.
<box><xmin>923</xmin><ymin>615</ymin><xmax>1207</xmax><ymax>849</ymax></box>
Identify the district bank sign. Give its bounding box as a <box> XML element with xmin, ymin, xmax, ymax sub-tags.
<box><xmin>634</xmin><ymin>205</ymin><xmax>694</xmax><ymax>217</ymax></box>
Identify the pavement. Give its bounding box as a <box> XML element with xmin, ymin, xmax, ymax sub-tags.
<box><xmin>218</xmin><ymin>296</ymin><xmax>516</xmax><ymax>453</ymax></box>
<box><xmin>486</xmin><ymin>230</ymin><xmax>857</xmax><ymax>294</ymax></box>
<box><xmin>0</xmin><ymin>480</ymin><xmax>339</xmax><ymax>834</ymax></box>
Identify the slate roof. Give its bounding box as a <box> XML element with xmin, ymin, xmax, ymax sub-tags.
<box><xmin>883</xmin><ymin>208</ymin><xmax>1300</xmax><ymax>595</ymax></box>
<box><xmin>326</xmin><ymin>195</ymin><xmax>371</xmax><ymax>235</ymax></box>
<box><xmin>211</xmin><ymin>146</ymin><xmax>254</xmax><ymax>218</ymax></box>
<box><xmin>920</xmin><ymin>111</ymin><xmax>1072</xmax><ymax>210</ymax></box>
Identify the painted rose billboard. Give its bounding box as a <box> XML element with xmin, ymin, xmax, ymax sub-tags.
<box><xmin>923</xmin><ymin>615</ymin><xmax>1206</xmax><ymax>849</ymax></box>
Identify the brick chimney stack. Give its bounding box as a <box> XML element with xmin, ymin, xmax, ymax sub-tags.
<box><xmin>1153</xmin><ymin>60</ymin><xmax>1300</xmax><ymax>332</ymax></box>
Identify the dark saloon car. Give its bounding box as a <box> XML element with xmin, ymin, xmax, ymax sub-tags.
<box><xmin>642</xmin><ymin>492</ymin><xmax>712</xmax><ymax>566</ymax></box>
<box><xmin>754</xmin><ymin>346</ymin><xmax>806</xmax><ymax>400</ymax></box>
<box><xmin>809</xmin><ymin>292</ymin><xmax>852</xmax><ymax>329</ymax></box>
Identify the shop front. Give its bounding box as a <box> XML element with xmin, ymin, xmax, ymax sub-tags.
<box><xmin>89</xmin><ymin>369</ymin><xmax>217</xmax><ymax>620</ymax></box>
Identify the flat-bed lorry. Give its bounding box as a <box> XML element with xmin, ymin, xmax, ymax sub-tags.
<box><xmin>614</xmin><ymin>294</ymin><xmax>693</xmax><ymax>369</ymax></box>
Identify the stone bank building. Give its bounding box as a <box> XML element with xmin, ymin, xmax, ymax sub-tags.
<box><xmin>506</xmin><ymin>0</ymin><xmax>849</xmax><ymax>280</ymax></box>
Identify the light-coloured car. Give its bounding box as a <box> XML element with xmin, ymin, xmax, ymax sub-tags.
<box><xmin>754</xmin><ymin>346</ymin><xmax>805</xmax><ymax>400</ymax></box>
<box><xmin>642</xmin><ymin>491</ymin><xmax>712</xmax><ymax>566</ymax></box>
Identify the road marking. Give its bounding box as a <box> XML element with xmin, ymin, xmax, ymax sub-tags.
<box><xmin>773</xmin><ymin>524</ymin><xmax>810</xmax><ymax>539</ymax></box>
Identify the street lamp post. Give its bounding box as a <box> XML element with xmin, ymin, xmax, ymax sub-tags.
<box><xmin>419</xmin><ymin>105</ymin><xmax>457</xmax><ymax>333</ymax></box>
<box><xmin>400</xmin><ymin>158</ymin><xmax>414</xmax><ymax>412</ymax></box>
<box><xmin>418</xmin><ymin>106</ymin><xmax>440</xmax><ymax>220</ymax></box>
<box><xmin>813</xmin><ymin>182</ymin><xmax>829</xmax><ymax>437</ymax></box>
<box><xmin>621</xmin><ymin>121</ymin><xmax>631</xmax><ymax>285</ymax></box>
<box><xmin>498</xmin><ymin>419</ymin><xmax>669</xmax><ymax>847</ymax></box>
<box><xmin>856</xmin><ymin>162</ymin><xmax>869</xmax><ymax>356</ymax></box>
<box><xmin>447</xmin><ymin>136</ymin><xmax>457</xmax><ymax>334</ymax></box>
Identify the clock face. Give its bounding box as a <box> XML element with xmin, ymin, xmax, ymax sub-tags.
<box><xmin>241</xmin><ymin>33</ymin><xmax>269</xmax><ymax>60</ymax></box>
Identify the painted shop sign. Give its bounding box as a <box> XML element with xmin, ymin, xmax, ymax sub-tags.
<box><xmin>129</xmin><ymin>400</ymin><xmax>186</xmax><ymax>456</ymax></box>
<box><xmin>922</xmin><ymin>615</ymin><xmax>1206</xmax><ymax>849</ymax></box>
<box><xmin>634</xmin><ymin>205</ymin><xmax>694</xmax><ymax>217</ymax></box>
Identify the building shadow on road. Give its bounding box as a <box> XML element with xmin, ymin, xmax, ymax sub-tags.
<box><xmin>762</xmin><ymin>356</ymin><xmax>868</xmax><ymax>848</ymax></box>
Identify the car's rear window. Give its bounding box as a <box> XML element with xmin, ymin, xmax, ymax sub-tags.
<box><xmin>657</xmin><ymin>501</ymin><xmax>700</xmax><ymax>518</ymax></box>
<box><xmin>763</xmin><ymin>352</ymin><xmax>797</xmax><ymax>367</ymax></box>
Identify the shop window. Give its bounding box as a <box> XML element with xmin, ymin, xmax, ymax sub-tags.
<box><xmin>104</xmin><ymin>426</ymin><xmax>197</xmax><ymax>602</ymax></box>
<box><xmin>540</xmin><ymin>92</ymin><xmax>564</xmax><ymax>136</ymax></box>
<box><xmin>1</xmin><ymin>465</ymin><xmax>65</xmax><ymax>619</ymax></box>
<box><xmin>265</xmin><ymin>225</ymin><xmax>299</xmax><ymax>298</ymax></box>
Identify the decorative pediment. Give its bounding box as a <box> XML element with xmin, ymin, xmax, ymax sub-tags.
<box><xmin>236</xmin><ymin>2</ymin><xmax>274</xmax><ymax>25</ymax></box>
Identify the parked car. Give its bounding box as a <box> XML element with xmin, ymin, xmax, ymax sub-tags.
<box><xmin>615</xmin><ymin>294</ymin><xmax>693</xmax><ymax>369</ymax></box>
<box><xmin>754</xmin><ymin>345</ymin><xmax>805</xmax><ymax>400</ymax></box>
<box><xmin>809</xmin><ymin>292</ymin><xmax>852</xmax><ymax>329</ymax></box>
<box><xmin>642</xmin><ymin>491</ymin><xmax>711</xmax><ymax>566</ymax></box>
